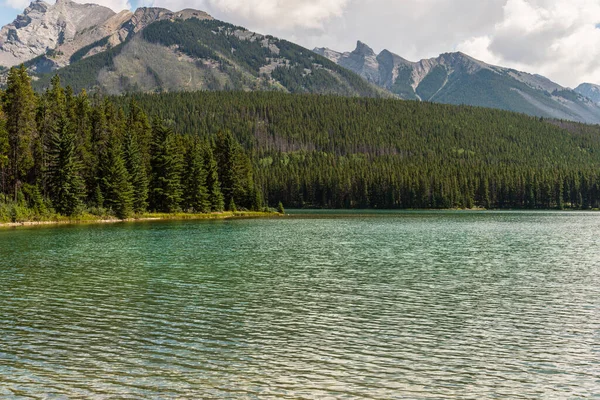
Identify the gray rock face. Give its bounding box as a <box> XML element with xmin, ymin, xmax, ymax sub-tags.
<box><xmin>575</xmin><ymin>83</ymin><xmax>600</xmax><ymax>104</ymax></box>
<box><xmin>0</xmin><ymin>2</ymin><xmax>214</xmax><ymax>76</ymax></box>
<box><xmin>316</xmin><ymin>41</ymin><xmax>381</xmax><ymax>84</ymax></box>
<box><xmin>0</xmin><ymin>0</ymin><xmax>116</xmax><ymax>67</ymax></box>
<box><xmin>315</xmin><ymin>42</ymin><xmax>600</xmax><ymax>124</ymax></box>
<box><xmin>316</xmin><ymin>43</ymin><xmax>495</xmax><ymax>95</ymax></box>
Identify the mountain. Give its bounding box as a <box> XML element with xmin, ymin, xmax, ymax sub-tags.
<box><xmin>575</xmin><ymin>83</ymin><xmax>600</xmax><ymax>105</ymax></box>
<box><xmin>314</xmin><ymin>42</ymin><xmax>600</xmax><ymax>124</ymax></box>
<box><xmin>0</xmin><ymin>0</ymin><xmax>116</xmax><ymax>68</ymax></box>
<box><xmin>1</xmin><ymin>1</ymin><xmax>595</xmax><ymax>119</ymax></box>
<box><xmin>0</xmin><ymin>1</ymin><xmax>216</xmax><ymax>75</ymax></box>
<box><xmin>0</xmin><ymin>3</ymin><xmax>384</xmax><ymax>97</ymax></box>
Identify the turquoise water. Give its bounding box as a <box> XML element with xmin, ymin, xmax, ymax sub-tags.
<box><xmin>1</xmin><ymin>211</ymin><xmax>599</xmax><ymax>398</ymax></box>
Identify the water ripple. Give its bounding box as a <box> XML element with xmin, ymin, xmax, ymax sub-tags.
<box><xmin>0</xmin><ymin>211</ymin><xmax>599</xmax><ymax>398</ymax></box>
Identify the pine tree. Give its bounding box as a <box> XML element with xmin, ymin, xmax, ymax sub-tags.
<box><xmin>555</xmin><ymin>179</ymin><xmax>564</xmax><ymax>210</ymax></box>
<box><xmin>37</xmin><ymin>75</ymin><xmax>67</xmax><ymax>196</ymax></box>
<box><xmin>123</xmin><ymin>131</ymin><xmax>149</xmax><ymax>213</ymax></box>
<box><xmin>73</xmin><ymin>89</ymin><xmax>92</xmax><ymax>189</ymax></box>
<box><xmin>182</xmin><ymin>138</ymin><xmax>210</xmax><ymax>213</ymax></box>
<box><xmin>127</xmin><ymin>99</ymin><xmax>152</xmax><ymax>171</ymax></box>
<box><xmin>214</xmin><ymin>129</ymin><xmax>256</xmax><ymax>210</ymax></box>
<box><xmin>101</xmin><ymin>137</ymin><xmax>134</xmax><ymax>219</ymax></box>
<box><xmin>228</xmin><ymin>197</ymin><xmax>237</xmax><ymax>212</ymax></box>
<box><xmin>0</xmin><ymin>107</ymin><xmax>8</xmax><ymax>198</ymax></box>
<box><xmin>3</xmin><ymin>65</ymin><xmax>37</xmax><ymax>201</ymax></box>
<box><xmin>88</xmin><ymin>95</ymin><xmax>109</xmax><ymax>199</ymax></box>
<box><xmin>214</xmin><ymin>130</ymin><xmax>238</xmax><ymax>209</ymax></box>
<box><xmin>47</xmin><ymin>117</ymin><xmax>83</xmax><ymax>216</ymax></box>
<box><xmin>249</xmin><ymin>183</ymin><xmax>263</xmax><ymax>211</ymax></box>
<box><xmin>203</xmin><ymin>145</ymin><xmax>224</xmax><ymax>212</ymax></box>
<box><xmin>234</xmin><ymin>150</ymin><xmax>256</xmax><ymax>209</ymax></box>
<box><xmin>94</xmin><ymin>184</ymin><xmax>104</xmax><ymax>208</ymax></box>
<box><xmin>149</xmin><ymin>118</ymin><xmax>182</xmax><ymax>213</ymax></box>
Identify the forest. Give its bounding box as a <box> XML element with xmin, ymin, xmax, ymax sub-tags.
<box><xmin>117</xmin><ymin>90</ymin><xmax>600</xmax><ymax>210</ymax></box>
<box><xmin>0</xmin><ymin>66</ymin><xmax>266</xmax><ymax>222</ymax></box>
<box><xmin>3</xmin><ymin>65</ymin><xmax>600</xmax><ymax>222</ymax></box>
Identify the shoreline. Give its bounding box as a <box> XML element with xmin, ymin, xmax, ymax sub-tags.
<box><xmin>0</xmin><ymin>211</ymin><xmax>281</xmax><ymax>228</ymax></box>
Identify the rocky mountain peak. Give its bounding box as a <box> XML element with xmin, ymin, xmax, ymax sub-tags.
<box><xmin>0</xmin><ymin>0</ymin><xmax>115</xmax><ymax>67</ymax></box>
<box><xmin>353</xmin><ymin>40</ymin><xmax>376</xmax><ymax>57</ymax></box>
<box><xmin>0</xmin><ymin>2</ymin><xmax>215</xmax><ymax>71</ymax></box>
<box><xmin>575</xmin><ymin>83</ymin><xmax>600</xmax><ymax>104</ymax></box>
<box><xmin>376</xmin><ymin>48</ymin><xmax>411</xmax><ymax>66</ymax></box>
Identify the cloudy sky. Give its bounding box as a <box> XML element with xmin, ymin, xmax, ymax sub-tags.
<box><xmin>1</xmin><ymin>0</ymin><xmax>600</xmax><ymax>87</ymax></box>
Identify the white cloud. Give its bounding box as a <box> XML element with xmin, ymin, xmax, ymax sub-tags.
<box><xmin>456</xmin><ymin>36</ymin><xmax>500</xmax><ymax>65</ymax></box>
<box><xmin>3</xmin><ymin>0</ymin><xmax>33</xmax><ymax>9</ymax></box>
<box><xmin>2</xmin><ymin>0</ymin><xmax>600</xmax><ymax>86</ymax></box>
<box><xmin>143</xmin><ymin>0</ymin><xmax>349</xmax><ymax>30</ymax></box>
<box><xmin>125</xmin><ymin>0</ymin><xmax>600</xmax><ymax>86</ymax></box>
<box><xmin>456</xmin><ymin>0</ymin><xmax>600</xmax><ymax>86</ymax></box>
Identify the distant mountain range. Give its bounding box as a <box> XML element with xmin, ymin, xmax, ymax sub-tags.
<box><xmin>575</xmin><ymin>83</ymin><xmax>600</xmax><ymax>105</ymax></box>
<box><xmin>314</xmin><ymin>42</ymin><xmax>600</xmax><ymax>124</ymax></box>
<box><xmin>1</xmin><ymin>1</ymin><xmax>599</xmax><ymax>123</ymax></box>
<box><xmin>0</xmin><ymin>0</ymin><xmax>383</xmax><ymax>97</ymax></box>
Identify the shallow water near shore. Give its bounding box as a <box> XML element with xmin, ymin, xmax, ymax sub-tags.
<box><xmin>1</xmin><ymin>211</ymin><xmax>599</xmax><ymax>398</ymax></box>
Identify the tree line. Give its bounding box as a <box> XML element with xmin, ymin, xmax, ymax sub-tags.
<box><xmin>4</xmin><ymin>66</ymin><xmax>600</xmax><ymax>219</ymax></box>
<box><xmin>0</xmin><ymin>66</ymin><xmax>264</xmax><ymax>221</ymax></box>
<box><xmin>116</xmin><ymin>90</ymin><xmax>600</xmax><ymax>210</ymax></box>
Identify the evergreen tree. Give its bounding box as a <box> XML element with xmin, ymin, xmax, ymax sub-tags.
<box><xmin>127</xmin><ymin>99</ymin><xmax>152</xmax><ymax>171</ymax></box>
<box><xmin>228</xmin><ymin>197</ymin><xmax>237</xmax><ymax>212</ymax></box>
<box><xmin>8</xmin><ymin>68</ymin><xmax>600</xmax><ymax>216</ymax></box>
<box><xmin>203</xmin><ymin>145</ymin><xmax>224</xmax><ymax>212</ymax></box>
<box><xmin>88</xmin><ymin>94</ymin><xmax>109</xmax><ymax>199</ymax></box>
<box><xmin>3</xmin><ymin>65</ymin><xmax>37</xmax><ymax>201</ymax></box>
<box><xmin>214</xmin><ymin>130</ymin><xmax>238</xmax><ymax>209</ymax></box>
<box><xmin>36</xmin><ymin>75</ymin><xmax>67</xmax><ymax>196</ymax></box>
<box><xmin>234</xmin><ymin>150</ymin><xmax>256</xmax><ymax>209</ymax></box>
<box><xmin>100</xmin><ymin>136</ymin><xmax>134</xmax><ymax>219</ymax></box>
<box><xmin>149</xmin><ymin>118</ymin><xmax>182</xmax><ymax>212</ymax></box>
<box><xmin>47</xmin><ymin>117</ymin><xmax>83</xmax><ymax>216</ymax></box>
<box><xmin>124</xmin><ymin>130</ymin><xmax>149</xmax><ymax>213</ymax></box>
<box><xmin>23</xmin><ymin>183</ymin><xmax>47</xmax><ymax>215</ymax></box>
<box><xmin>249</xmin><ymin>183</ymin><xmax>263</xmax><ymax>211</ymax></box>
<box><xmin>94</xmin><ymin>184</ymin><xmax>104</xmax><ymax>208</ymax></box>
<box><xmin>73</xmin><ymin>89</ymin><xmax>92</xmax><ymax>189</ymax></box>
<box><xmin>0</xmin><ymin>107</ymin><xmax>8</xmax><ymax>198</ymax></box>
<box><xmin>214</xmin><ymin>129</ymin><xmax>255</xmax><ymax>209</ymax></box>
<box><xmin>182</xmin><ymin>138</ymin><xmax>210</xmax><ymax>213</ymax></box>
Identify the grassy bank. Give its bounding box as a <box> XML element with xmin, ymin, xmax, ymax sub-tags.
<box><xmin>0</xmin><ymin>210</ymin><xmax>281</xmax><ymax>228</ymax></box>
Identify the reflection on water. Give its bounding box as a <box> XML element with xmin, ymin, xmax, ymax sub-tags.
<box><xmin>0</xmin><ymin>211</ymin><xmax>599</xmax><ymax>398</ymax></box>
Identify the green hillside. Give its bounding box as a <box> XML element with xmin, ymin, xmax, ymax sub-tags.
<box><xmin>428</xmin><ymin>69</ymin><xmax>571</xmax><ymax>118</ymax></box>
<box><xmin>31</xmin><ymin>18</ymin><xmax>383</xmax><ymax>97</ymax></box>
<box><xmin>315</xmin><ymin>44</ymin><xmax>600</xmax><ymax>124</ymax></box>
<box><xmin>117</xmin><ymin>90</ymin><xmax>600</xmax><ymax>209</ymax></box>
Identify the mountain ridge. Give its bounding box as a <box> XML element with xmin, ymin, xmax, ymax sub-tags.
<box><xmin>314</xmin><ymin>42</ymin><xmax>600</xmax><ymax>124</ymax></box>
<box><xmin>575</xmin><ymin>83</ymin><xmax>600</xmax><ymax>105</ymax></box>
<box><xmin>2</xmin><ymin>1</ymin><xmax>600</xmax><ymax>124</ymax></box>
<box><xmin>0</xmin><ymin>0</ymin><xmax>116</xmax><ymax>68</ymax></box>
<box><xmin>11</xmin><ymin>14</ymin><xmax>383</xmax><ymax>97</ymax></box>
<box><xmin>0</xmin><ymin>1</ymin><xmax>214</xmax><ymax>75</ymax></box>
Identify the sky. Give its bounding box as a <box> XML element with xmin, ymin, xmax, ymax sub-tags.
<box><xmin>1</xmin><ymin>0</ymin><xmax>600</xmax><ymax>87</ymax></box>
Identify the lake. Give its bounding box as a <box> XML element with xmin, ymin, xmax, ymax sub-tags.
<box><xmin>1</xmin><ymin>211</ymin><xmax>599</xmax><ymax>398</ymax></box>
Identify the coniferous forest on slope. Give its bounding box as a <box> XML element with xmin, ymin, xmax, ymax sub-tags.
<box><xmin>0</xmin><ymin>67</ymin><xmax>262</xmax><ymax>222</ymax></box>
<box><xmin>120</xmin><ymin>91</ymin><xmax>600</xmax><ymax>210</ymax></box>
<box><xmin>3</xmin><ymin>66</ymin><xmax>600</xmax><ymax>222</ymax></box>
